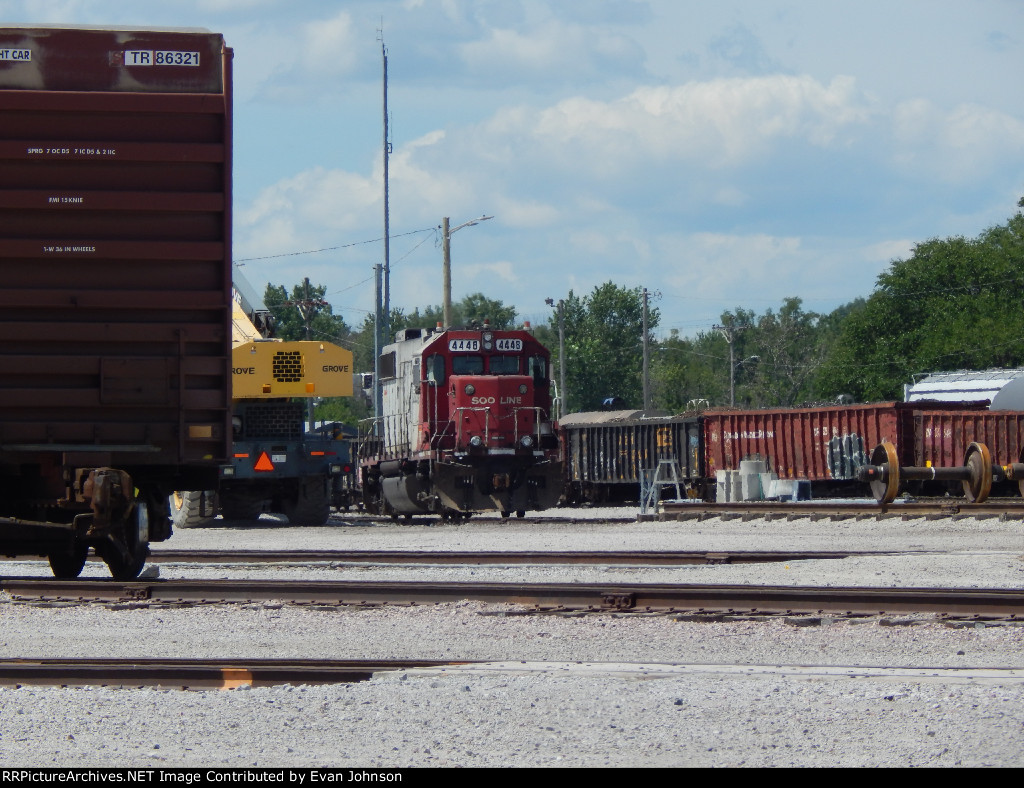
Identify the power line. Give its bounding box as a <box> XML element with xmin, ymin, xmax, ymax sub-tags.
<box><xmin>233</xmin><ymin>227</ymin><xmax>435</xmax><ymax>264</ymax></box>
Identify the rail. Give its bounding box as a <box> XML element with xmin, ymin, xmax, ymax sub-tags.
<box><xmin>656</xmin><ymin>499</ymin><xmax>1024</xmax><ymax>521</ymax></box>
<box><xmin>5</xmin><ymin>578</ymin><xmax>1024</xmax><ymax>618</ymax></box>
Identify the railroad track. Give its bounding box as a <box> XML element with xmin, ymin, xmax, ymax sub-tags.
<box><xmin>656</xmin><ymin>499</ymin><xmax>1024</xmax><ymax>521</ymax></box>
<box><xmin>0</xmin><ymin>658</ymin><xmax>458</xmax><ymax>689</ymax></box>
<box><xmin>336</xmin><ymin>512</ymin><xmax>638</xmax><ymax>525</ymax></box>
<box><xmin>4</xmin><ymin>658</ymin><xmax>1024</xmax><ymax>689</ymax></box>
<box><xmin>4</xmin><ymin>577</ymin><xmax>1023</xmax><ymax>619</ymax></box>
<box><xmin>143</xmin><ymin>549</ymin><xmax>891</xmax><ymax>566</ymax></box>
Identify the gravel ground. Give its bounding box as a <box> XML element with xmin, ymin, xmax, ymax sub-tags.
<box><xmin>1</xmin><ymin>507</ymin><xmax>1023</xmax><ymax>768</ymax></box>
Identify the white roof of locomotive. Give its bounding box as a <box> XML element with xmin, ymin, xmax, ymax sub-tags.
<box><xmin>906</xmin><ymin>368</ymin><xmax>1024</xmax><ymax>410</ymax></box>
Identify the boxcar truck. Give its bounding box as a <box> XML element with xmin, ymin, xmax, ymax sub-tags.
<box><xmin>0</xmin><ymin>26</ymin><xmax>233</xmax><ymax>578</ymax></box>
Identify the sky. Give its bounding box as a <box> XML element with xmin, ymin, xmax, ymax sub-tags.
<box><xmin>4</xmin><ymin>1</ymin><xmax>1024</xmax><ymax>339</ymax></box>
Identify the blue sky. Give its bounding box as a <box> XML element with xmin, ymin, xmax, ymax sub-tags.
<box><xmin>5</xmin><ymin>1</ymin><xmax>1024</xmax><ymax>338</ymax></box>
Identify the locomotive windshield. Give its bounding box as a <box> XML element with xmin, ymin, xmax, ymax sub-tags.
<box><xmin>489</xmin><ymin>356</ymin><xmax>520</xmax><ymax>375</ymax></box>
<box><xmin>452</xmin><ymin>355</ymin><xmax>484</xmax><ymax>375</ymax></box>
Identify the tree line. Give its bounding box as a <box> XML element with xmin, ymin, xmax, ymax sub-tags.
<box><xmin>261</xmin><ymin>198</ymin><xmax>1024</xmax><ymax>417</ymax></box>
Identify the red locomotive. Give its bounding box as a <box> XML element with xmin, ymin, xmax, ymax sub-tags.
<box><xmin>359</xmin><ymin>323</ymin><xmax>562</xmax><ymax>518</ymax></box>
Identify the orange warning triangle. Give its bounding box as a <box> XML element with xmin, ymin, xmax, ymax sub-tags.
<box><xmin>254</xmin><ymin>451</ymin><xmax>275</xmax><ymax>472</ymax></box>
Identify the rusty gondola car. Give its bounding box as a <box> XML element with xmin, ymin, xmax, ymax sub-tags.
<box><xmin>559</xmin><ymin>402</ymin><xmax>1024</xmax><ymax>504</ymax></box>
<box><xmin>0</xmin><ymin>26</ymin><xmax>233</xmax><ymax>577</ymax></box>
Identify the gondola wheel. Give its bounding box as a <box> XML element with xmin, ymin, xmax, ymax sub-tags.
<box><xmin>869</xmin><ymin>441</ymin><xmax>900</xmax><ymax>505</ymax></box>
<box><xmin>962</xmin><ymin>442</ymin><xmax>993</xmax><ymax>503</ymax></box>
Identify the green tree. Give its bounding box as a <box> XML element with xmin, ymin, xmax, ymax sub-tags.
<box><xmin>818</xmin><ymin>204</ymin><xmax>1024</xmax><ymax>401</ymax></box>
<box><xmin>552</xmin><ymin>282</ymin><xmax>658</xmax><ymax>412</ymax></box>
<box><xmin>650</xmin><ymin>330</ymin><xmax>724</xmax><ymax>412</ymax></box>
<box><xmin>262</xmin><ymin>280</ymin><xmax>362</xmax><ymax>425</ymax></box>
<box><xmin>651</xmin><ymin>299</ymin><xmax>842</xmax><ymax>411</ymax></box>
<box><xmin>349</xmin><ymin>293</ymin><xmax>519</xmax><ymax>377</ymax></box>
<box><xmin>263</xmin><ymin>280</ymin><xmax>351</xmax><ymax>345</ymax></box>
<box><xmin>744</xmin><ymin>298</ymin><xmax>826</xmax><ymax>407</ymax></box>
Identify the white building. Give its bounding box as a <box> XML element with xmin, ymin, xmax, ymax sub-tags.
<box><xmin>905</xmin><ymin>368</ymin><xmax>1024</xmax><ymax>410</ymax></box>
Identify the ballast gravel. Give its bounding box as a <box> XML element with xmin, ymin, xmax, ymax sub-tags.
<box><xmin>1</xmin><ymin>506</ymin><xmax>1023</xmax><ymax>768</ymax></box>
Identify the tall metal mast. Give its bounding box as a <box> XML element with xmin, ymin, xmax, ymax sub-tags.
<box><xmin>374</xmin><ymin>35</ymin><xmax>391</xmax><ymax>429</ymax></box>
<box><xmin>381</xmin><ymin>39</ymin><xmax>391</xmax><ymax>332</ymax></box>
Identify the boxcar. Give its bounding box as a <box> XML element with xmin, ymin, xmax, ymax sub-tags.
<box><xmin>0</xmin><ymin>26</ymin><xmax>232</xmax><ymax>577</ymax></box>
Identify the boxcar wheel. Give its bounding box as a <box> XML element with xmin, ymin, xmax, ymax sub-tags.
<box><xmin>102</xmin><ymin>499</ymin><xmax>150</xmax><ymax>581</ymax></box>
<box><xmin>48</xmin><ymin>545</ymin><xmax>88</xmax><ymax>579</ymax></box>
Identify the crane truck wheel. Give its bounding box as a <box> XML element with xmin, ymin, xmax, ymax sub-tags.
<box><xmin>169</xmin><ymin>490</ymin><xmax>217</xmax><ymax>528</ymax></box>
<box><xmin>219</xmin><ymin>488</ymin><xmax>265</xmax><ymax>521</ymax></box>
<box><xmin>282</xmin><ymin>476</ymin><xmax>331</xmax><ymax>526</ymax></box>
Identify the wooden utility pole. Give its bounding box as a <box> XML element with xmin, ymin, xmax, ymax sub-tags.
<box><xmin>642</xmin><ymin>287</ymin><xmax>651</xmax><ymax>411</ymax></box>
<box><xmin>283</xmin><ymin>277</ymin><xmax>328</xmax><ymax>430</ymax></box>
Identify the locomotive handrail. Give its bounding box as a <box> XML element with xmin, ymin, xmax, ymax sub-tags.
<box><xmin>452</xmin><ymin>407</ymin><xmax>492</xmax><ymax>449</ymax></box>
<box><xmin>430</xmin><ymin>417</ymin><xmax>457</xmax><ymax>451</ymax></box>
<box><xmin>511</xmin><ymin>406</ymin><xmax>546</xmax><ymax>445</ymax></box>
<box><xmin>356</xmin><ymin>415</ymin><xmax>411</xmax><ymax>461</ymax></box>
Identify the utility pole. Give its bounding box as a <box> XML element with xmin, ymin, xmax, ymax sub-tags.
<box><xmin>546</xmin><ymin>298</ymin><xmax>568</xmax><ymax>417</ymax></box>
<box><xmin>375</xmin><ymin>31</ymin><xmax>390</xmax><ymax>437</ymax></box>
<box><xmin>642</xmin><ymin>287</ymin><xmax>651</xmax><ymax>411</ymax></box>
<box><xmin>442</xmin><ymin>215</ymin><xmax>493</xmax><ymax>329</ymax></box>
<box><xmin>558</xmin><ymin>300</ymin><xmax>566</xmax><ymax>416</ymax></box>
<box><xmin>373</xmin><ymin>263</ymin><xmax>382</xmax><ymax>434</ymax></box>
<box><xmin>381</xmin><ymin>39</ymin><xmax>391</xmax><ymax>339</ymax></box>
<box><xmin>284</xmin><ymin>277</ymin><xmax>328</xmax><ymax>430</ymax></box>
<box><xmin>442</xmin><ymin>217</ymin><xmax>451</xmax><ymax>328</ymax></box>
<box><xmin>713</xmin><ymin>323</ymin><xmax>746</xmax><ymax>407</ymax></box>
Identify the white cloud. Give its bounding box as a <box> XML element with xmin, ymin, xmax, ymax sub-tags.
<box><xmin>461</xmin><ymin>261</ymin><xmax>517</xmax><ymax>284</ymax></box>
<box><xmin>236</xmin><ymin>165</ymin><xmax>379</xmax><ymax>260</ymax></box>
<box><xmin>481</xmin><ymin>74</ymin><xmax>873</xmax><ymax>177</ymax></box>
<box><xmin>661</xmin><ymin>232</ymin><xmax>804</xmax><ymax>298</ymax></box>
<box><xmin>300</xmin><ymin>11</ymin><xmax>356</xmax><ymax>75</ymax></box>
<box><xmin>567</xmin><ymin>229</ymin><xmax>652</xmax><ymax>262</ymax></box>
<box><xmin>891</xmin><ymin>98</ymin><xmax>1024</xmax><ymax>182</ymax></box>
<box><xmin>863</xmin><ymin>239</ymin><xmax>914</xmax><ymax>266</ymax></box>
<box><xmin>492</xmin><ymin>195</ymin><xmax>559</xmax><ymax>228</ymax></box>
<box><xmin>459</xmin><ymin>21</ymin><xmax>644</xmax><ymax>81</ymax></box>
